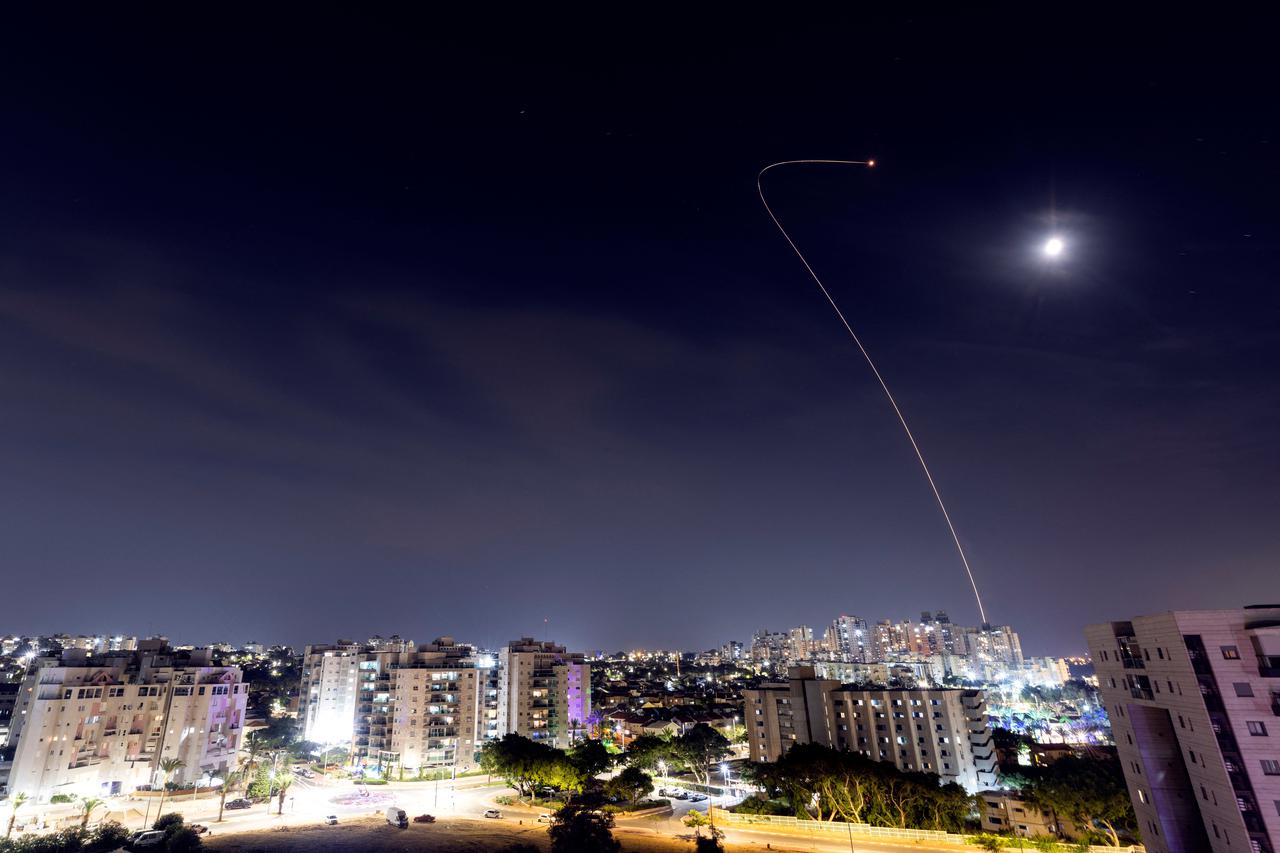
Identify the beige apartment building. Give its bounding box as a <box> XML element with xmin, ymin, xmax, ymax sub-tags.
<box><xmin>1086</xmin><ymin>607</ymin><xmax>1280</xmax><ymax>853</ymax></box>
<box><xmin>1</xmin><ymin>641</ymin><xmax>247</xmax><ymax>802</ymax></box>
<box><xmin>743</xmin><ymin>666</ymin><xmax>998</xmax><ymax>792</ymax></box>
<box><xmin>299</xmin><ymin>637</ymin><xmax>493</xmax><ymax>776</ymax></box>
<box><xmin>498</xmin><ymin>638</ymin><xmax>591</xmax><ymax>749</ymax></box>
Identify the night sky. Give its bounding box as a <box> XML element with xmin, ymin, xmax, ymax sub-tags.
<box><xmin>2</xmin><ymin>10</ymin><xmax>1277</xmax><ymax>655</ymax></box>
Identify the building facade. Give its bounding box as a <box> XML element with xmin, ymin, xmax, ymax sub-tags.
<box><xmin>299</xmin><ymin>637</ymin><xmax>492</xmax><ymax>776</ymax></box>
<box><xmin>497</xmin><ymin>638</ymin><xmax>590</xmax><ymax>749</ymax></box>
<box><xmin>1</xmin><ymin>641</ymin><xmax>247</xmax><ymax>802</ymax></box>
<box><xmin>1087</xmin><ymin>607</ymin><xmax>1280</xmax><ymax>853</ymax></box>
<box><xmin>743</xmin><ymin>666</ymin><xmax>998</xmax><ymax>792</ymax></box>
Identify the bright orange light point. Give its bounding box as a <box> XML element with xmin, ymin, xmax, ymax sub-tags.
<box><xmin>867</xmin><ymin>159</ymin><xmax>876</xmax><ymax>167</ymax></box>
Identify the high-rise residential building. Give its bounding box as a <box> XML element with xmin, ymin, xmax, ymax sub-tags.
<box><xmin>299</xmin><ymin>641</ymin><xmax>364</xmax><ymax>745</ymax></box>
<box><xmin>751</xmin><ymin>630</ymin><xmax>788</xmax><ymax>670</ymax></box>
<box><xmin>743</xmin><ymin>666</ymin><xmax>998</xmax><ymax>792</ymax></box>
<box><xmin>1</xmin><ymin>641</ymin><xmax>247</xmax><ymax>802</ymax></box>
<box><xmin>960</xmin><ymin>624</ymin><xmax>1025</xmax><ymax>670</ymax></box>
<box><xmin>497</xmin><ymin>638</ymin><xmax>590</xmax><ymax>749</ymax></box>
<box><xmin>299</xmin><ymin>637</ymin><xmax>491</xmax><ymax>776</ymax></box>
<box><xmin>786</xmin><ymin>626</ymin><xmax>816</xmax><ymax>665</ymax></box>
<box><xmin>829</xmin><ymin>615</ymin><xmax>871</xmax><ymax>663</ymax></box>
<box><xmin>1086</xmin><ymin>607</ymin><xmax>1280</xmax><ymax>853</ymax></box>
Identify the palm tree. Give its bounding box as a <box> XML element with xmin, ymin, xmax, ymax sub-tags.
<box><xmin>275</xmin><ymin>775</ymin><xmax>293</xmax><ymax>815</ymax></box>
<box><xmin>217</xmin><ymin>769</ymin><xmax>245</xmax><ymax>823</ymax></box>
<box><xmin>154</xmin><ymin>757</ymin><xmax>187</xmax><ymax>822</ymax></box>
<box><xmin>79</xmin><ymin>797</ymin><xmax>105</xmax><ymax>829</ymax></box>
<box><xmin>244</xmin><ymin>732</ymin><xmax>267</xmax><ymax>773</ymax></box>
<box><xmin>6</xmin><ymin>792</ymin><xmax>28</xmax><ymax>839</ymax></box>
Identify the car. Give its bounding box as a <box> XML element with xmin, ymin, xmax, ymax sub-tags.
<box><xmin>189</xmin><ymin>824</ymin><xmax>209</xmax><ymax>836</ymax></box>
<box><xmin>657</xmin><ymin>788</ymin><xmax>669</xmax><ymax>797</ymax></box>
<box><xmin>673</xmin><ymin>792</ymin><xmax>690</xmax><ymax>800</ymax></box>
<box><xmin>689</xmin><ymin>794</ymin><xmax>707</xmax><ymax>802</ymax></box>
<box><xmin>225</xmin><ymin>798</ymin><xmax>252</xmax><ymax>810</ymax></box>
<box><xmin>323</xmin><ymin>815</ymin><xmax>339</xmax><ymax>825</ymax></box>
<box><xmin>413</xmin><ymin>814</ymin><xmax>436</xmax><ymax>823</ymax></box>
<box><xmin>483</xmin><ymin>808</ymin><xmax>502</xmax><ymax>819</ymax></box>
<box><xmin>537</xmin><ymin>813</ymin><xmax>553</xmax><ymax>823</ymax></box>
<box><xmin>127</xmin><ymin>829</ymin><xmax>167</xmax><ymax>849</ymax></box>
<box><xmin>385</xmin><ymin>807</ymin><xmax>408</xmax><ymax>828</ymax></box>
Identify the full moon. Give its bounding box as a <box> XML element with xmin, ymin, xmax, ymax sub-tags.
<box><xmin>1043</xmin><ymin>236</ymin><xmax>1064</xmax><ymax>257</ymax></box>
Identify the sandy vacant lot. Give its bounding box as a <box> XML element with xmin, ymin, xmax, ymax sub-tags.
<box><xmin>205</xmin><ymin>815</ymin><xmax>784</xmax><ymax>853</ymax></box>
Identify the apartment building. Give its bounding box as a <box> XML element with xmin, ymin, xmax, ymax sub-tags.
<box><xmin>497</xmin><ymin>638</ymin><xmax>590</xmax><ymax>749</ymax></box>
<box><xmin>743</xmin><ymin>666</ymin><xmax>998</xmax><ymax>792</ymax></box>
<box><xmin>299</xmin><ymin>637</ymin><xmax>491</xmax><ymax>776</ymax></box>
<box><xmin>1</xmin><ymin>640</ymin><xmax>247</xmax><ymax>802</ymax></box>
<box><xmin>1086</xmin><ymin>607</ymin><xmax>1280</xmax><ymax>853</ymax></box>
<box><xmin>299</xmin><ymin>641</ymin><xmax>364</xmax><ymax>745</ymax></box>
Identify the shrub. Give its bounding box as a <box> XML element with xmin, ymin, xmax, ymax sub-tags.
<box><xmin>90</xmin><ymin>821</ymin><xmax>131</xmax><ymax>851</ymax></box>
<box><xmin>49</xmin><ymin>794</ymin><xmax>78</xmax><ymax>804</ymax></box>
<box><xmin>732</xmin><ymin>796</ymin><xmax>792</xmax><ymax>816</ymax></box>
<box><xmin>163</xmin><ymin>826</ymin><xmax>203</xmax><ymax>853</ymax></box>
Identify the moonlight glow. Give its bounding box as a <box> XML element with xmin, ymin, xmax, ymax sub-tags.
<box><xmin>1043</xmin><ymin>237</ymin><xmax>1064</xmax><ymax>257</ymax></box>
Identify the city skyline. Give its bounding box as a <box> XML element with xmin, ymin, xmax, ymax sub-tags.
<box><xmin>2</xmin><ymin>10</ymin><xmax>1278</xmax><ymax>657</ymax></box>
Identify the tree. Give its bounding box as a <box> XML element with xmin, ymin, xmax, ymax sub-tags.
<box><xmin>5</xmin><ymin>792</ymin><xmax>28</xmax><ymax>839</ymax></box>
<box><xmin>154</xmin><ymin>758</ymin><xmax>187</xmax><ymax>823</ymax></box>
<box><xmin>549</xmin><ymin>802</ymin><xmax>621</xmax><ymax>853</ymax></box>
<box><xmin>694</xmin><ymin>832</ymin><xmax>725</xmax><ymax>853</ymax></box>
<box><xmin>568</xmin><ymin>739</ymin><xmax>613</xmax><ymax>778</ymax></box>
<box><xmin>682</xmin><ymin>809</ymin><xmax>710</xmax><ymax>829</ymax></box>
<box><xmin>623</xmin><ymin>734</ymin><xmax>672</xmax><ymax>772</ymax></box>
<box><xmin>671</xmin><ymin>724</ymin><xmax>730</xmax><ymax>787</ymax></box>
<box><xmin>479</xmin><ymin>733</ymin><xmax>584</xmax><ymax>798</ymax></box>
<box><xmin>79</xmin><ymin>797</ymin><xmax>105</xmax><ymax>829</ymax></box>
<box><xmin>604</xmin><ymin>766</ymin><xmax>652</xmax><ymax>805</ymax></box>
<box><xmin>217</xmin><ymin>768</ymin><xmax>245</xmax><ymax>823</ymax></box>
<box><xmin>275</xmin><ymin>775</ymin><xmax>293</xmax><ymax>815</ymax></box>
<box><xmin>1023</xmin><ymin>756</ymin><xmax>1134</xmax><ymax>846</ymax></box>
<box><xmin>154</xmin><ymin>812</ymin><xmax>185</xmax><ymax>832</ymax></box>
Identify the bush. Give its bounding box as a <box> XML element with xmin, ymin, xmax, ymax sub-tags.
<box><xmin>694</xmin><ymin>836</ymin><xmax>724</xmax><ymax>853</ymax></box>
<box><xmin>91</xmin><ymin>821</ymin><xmax>131</xmax><ymax>851</ymax></box>
<box><xmin>163</xmin><ymin>826</ymin><xmax>203</xmax><ymax>853</ymax></box>
<box><xmin>969</xmin><ymin>833</ymin><xmax>1010</xmax><ymax>853</ymax></box>
<box><xmin>494</xmin><ymin>795</ymin><xmax>516</xmax><ymax>805</ymax></box>
<box><xmin>49</xmin><ymin>794</ymin><xmax>78</xmax><ymax>804</ymax></box>
<box><xmin>732</xmin><ymin>796</ymin><xmax>792</xmax><ymax>816</ymax></box>
<box><xmin>153</xmin><ymin>813</ymin><xmax>185</xmax><ymax>832</ymax></box>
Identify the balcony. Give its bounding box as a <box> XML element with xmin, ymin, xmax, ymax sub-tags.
<box><xmin>1270</xmin><ymin>696</ymin><xmax>1280</xmax><ymax>717</ymax></box>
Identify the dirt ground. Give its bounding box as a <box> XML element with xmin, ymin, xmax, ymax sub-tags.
<box><xmin>205</xmin><ymin>815</ymin><xmax>770</xmax><ymax>853</ymax></box>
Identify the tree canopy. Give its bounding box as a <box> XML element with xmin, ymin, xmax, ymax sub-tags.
<box><xmin>479</xmin><ymin>733</ymin><xmax>587</xmax><ymax>795</ymax></box>
<box><xmin>548</xmin><ymin>802</ymin><xmax>621</xmax><ymax>853</ymax></box>
<box><xmin>1016</xmin><ymin>755</ymin><xmax>1135</xmax><ymax>846</ymax></box>
<box><xmin>743</xmin><ymin>743</ymin><xmax>971</xmax><ymax>831</ymax></box>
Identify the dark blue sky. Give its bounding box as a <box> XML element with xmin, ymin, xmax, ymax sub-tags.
<box><xmin>1</xmin><ymin>9</ymin><xmax>1277</xmax><ymax>654</ymax></box>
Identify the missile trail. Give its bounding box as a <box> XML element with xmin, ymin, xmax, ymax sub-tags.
<box><xmin>758</xmin><ymin>159</ymin><xmax>988</xmax><ymax>624</ymax></box>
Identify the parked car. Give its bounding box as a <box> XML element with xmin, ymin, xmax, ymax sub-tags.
<box><xmin>689</xmin><ymin>794</ymin><xmax>707</xmax><ymax>802</ymax></box>
<box><xmin>483</xmin><ymin>808</ymin><xmax>502</xmax><ymax>819</ymax></box>
<box><xmin>189</xmin><ymin>824</ymin><xmax>209</xmax><ymax>835</ymax></box>
<box><xmin>225</xmin><ymin>798</ymin><xmax>252</xmax><ymax>810</ymax></box>
<box><xmin>385</xmin><ymin>807</ymin><xmax>408</xmax><ymax>828</ymax></box>
<box><xmin>323</xmin><ymin>815</ymin><xmax>339</xmax><ymax>825</ymax></box>
<box><xmin>537</xmin><ymin>813</ymin><xmax>553</xmax><ymax>823</ymax></box>
<box><xmin>127</xmin><ymin>829</ymin><xmax>167</xmax><ymax>849</ymax></box>
<box><xmin>413</xmin><ymin>814</ymin><xmax>436</xmax><ymax>823</ymax></box>
<box><xmin>673</xmin><ymin>792</ymin><xmax>690</xmax><ymax>800</ymax></box>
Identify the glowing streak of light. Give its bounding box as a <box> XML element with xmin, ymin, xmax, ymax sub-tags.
<box><xmin>757</xmin><ymin>159</ymin><xmax>988</xmax><ymax>624</ymax></box>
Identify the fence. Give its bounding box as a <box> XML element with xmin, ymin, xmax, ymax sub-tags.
<box><xmin>709</xmin><ymin>808</ymin><xmax>1142</xmax><ymax>853</ymax></box>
